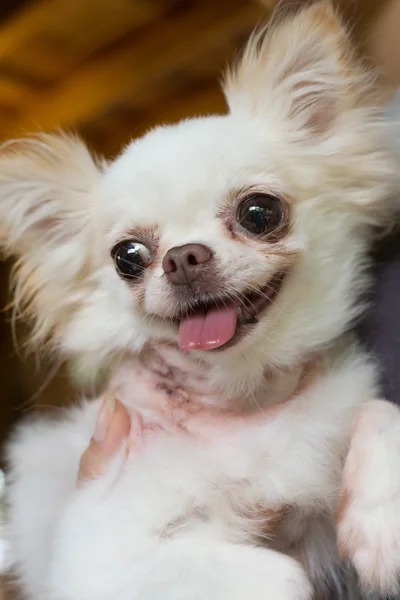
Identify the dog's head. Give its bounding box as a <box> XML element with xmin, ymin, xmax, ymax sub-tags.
<box><xmin>0</xmin><ymin>1</ymin><xmax>397</xmax><ymax>393</ymax></box>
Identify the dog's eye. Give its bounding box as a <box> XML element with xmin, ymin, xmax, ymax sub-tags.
<box><xmin>111</xmin><ymin>241</ymin><xmax>151</xmax><ymax>280</ymax></box>
<box><xmin>237</xmin><ymin>194</ymin><xmax>283</xmax><ymax>236</ymax></box>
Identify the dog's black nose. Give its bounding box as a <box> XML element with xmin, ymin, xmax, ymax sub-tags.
<box><xmin>162</xmin><ymin>243</ymin><xmax>212</xmax><ymax>285</ymax></box>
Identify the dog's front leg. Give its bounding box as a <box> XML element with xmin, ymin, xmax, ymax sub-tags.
<box><xmin>337</xmin><ymin>399</ymin><xmax>400</xmax><ymax>596</ymax></box>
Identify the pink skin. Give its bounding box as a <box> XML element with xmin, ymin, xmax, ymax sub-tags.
<box><xmin>76</xmin><ymin>401</ymin><xmax>234</xmax><ymax>485</ymax></box>
<box><xmin>75</xmin><ymin>337</ymin><xmax>305</xmax><ymax>486</ymax></box>
<box><xmin>76</xmin><ymin>343</ymin><xmax>292</xmax><ymax>485</ymax></box>
<box><xmin>76</xmin><ymin>396</ymin><xmax>282</xmax><ymax>486</ymax></box>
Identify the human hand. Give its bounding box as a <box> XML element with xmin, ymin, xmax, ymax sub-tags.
<box><xmin>77</xmin><ymin>394</ymin><xmax>131</xmax><ymax>485</ymax></box>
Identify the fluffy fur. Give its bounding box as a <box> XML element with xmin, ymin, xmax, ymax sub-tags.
<box><xmin>1</xmin><ymin>2</ymin><xmax>400</xmax><ymax>598</ymax></box>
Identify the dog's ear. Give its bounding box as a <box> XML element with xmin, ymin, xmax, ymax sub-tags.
<box><xmin>0</xmin><ymin>133</ymin><xmax>104</xmax><ymax>347</ymax></box>
<box><xmin>224</xmin><ymin>0</ymin><xmax>399</xmax><ymax>223</ymax></box>
<box><xmin>224</xmin><ymin>0</ymin><xmax>367</xmax><ymax>136</ymax></box>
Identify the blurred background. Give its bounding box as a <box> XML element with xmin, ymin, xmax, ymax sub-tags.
<box><xmin>0</xmin><ymin>0</ymin><xmax>399</xmax><ymax>457</ymax></box>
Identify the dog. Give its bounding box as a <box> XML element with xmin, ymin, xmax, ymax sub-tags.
<box><xmin>1</xmin><ymin>1</ymin><xmax>400</xmax><ymax>598</ymax></box>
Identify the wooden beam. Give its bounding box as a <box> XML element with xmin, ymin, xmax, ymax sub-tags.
<box><xmin>0</xmin><ymin>0</ymin><xmax>179</xmax><ymax>82</ymax></box>
<box><xmin>0</xmin><ymin>75</ymin><xmax>37</xmax><ymax>108</ymax></box>
<box><xmin>253</xmin><ymin>0</ymin><xmax>276</xmax><ymax>10</ymax></box>
<box><xmin>2</xmin><ymin>0</ymin><xmax>265</xmax><ymax>140</ymax></box>
<box><xmin>81</xmin><ymin>83</ymin><xmax>227</xmax><ymax>157</ymax></box>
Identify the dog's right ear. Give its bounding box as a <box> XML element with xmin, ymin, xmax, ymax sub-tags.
<box><xmin>0</xmin><ymin>133</ymin><xmax>104</xmax><ymax>347</ymax></box>
<box><xmin>224</xmin><ymin>0</ymin><xmax>364</xmax><ymax>136</ymax></box>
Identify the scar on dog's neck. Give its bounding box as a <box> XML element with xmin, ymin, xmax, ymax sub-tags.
<box><xmin>144</xmin><ymin>340</ymin><xmax>322</xmax><ymax>413</ymax></box>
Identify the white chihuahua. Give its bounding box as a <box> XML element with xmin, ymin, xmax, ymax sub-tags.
<box><xmin>1</xmin><ymin>2</ymin><xmax>400</xmax><ymax>599</ymax></box>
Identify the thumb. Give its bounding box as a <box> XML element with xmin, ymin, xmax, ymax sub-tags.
<box><xmin>77</xmin><ymin>394</ymin><xmax>131</xmax><ymax>486</ymax></box>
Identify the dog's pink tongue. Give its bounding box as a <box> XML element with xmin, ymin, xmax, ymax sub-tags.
<box><xmin>179</xmin><ymin>305</ymin><xmax>237</xmax><ymax>351</ymax></box>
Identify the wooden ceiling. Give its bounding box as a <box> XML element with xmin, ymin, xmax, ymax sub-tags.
<box><xmin>0</xmin><ymin>0</ymin><xmax>392</xmax><ymax>158</ymax></box>
<box><xmin>0</xmin><ymin>0</ymin><xmax>275</xmax><ymax>157</ymax></box>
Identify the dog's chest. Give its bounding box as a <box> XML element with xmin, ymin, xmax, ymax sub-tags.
<box><xmin>111</xmin><ymin>342</ymin><xmax>365</xmax><ymax>482</ymax></box>
<box><xmin>108</xmin><ymin>342</ymin><xmax>374</xmax><ymax>550</ymax></box>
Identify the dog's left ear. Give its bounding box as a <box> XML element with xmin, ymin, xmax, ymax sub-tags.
<box><xmin>224</xmin><ymin>0</ymin><xmax>366</xmax><ymax>136</ymax></box>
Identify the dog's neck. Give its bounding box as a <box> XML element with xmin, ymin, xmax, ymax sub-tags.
<box><xmin>125</xmin><ymin>340</ymin><xmax>321</xmax><ymax>414</ymax></box>
<box><xmin>225</xmin><ymin>357</ymin><xmax>320</xmax><ymax>413</ymax></box>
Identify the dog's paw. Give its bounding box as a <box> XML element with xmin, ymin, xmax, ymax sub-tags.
<box><xmin>338</xmin><ymin>500</ymin><xmax>400</xmax><ymax>595</ymax></box>
<box><xmin>337</xmin><ymin>400</ymin><xmax>400</xmax><ymax>595</ymax></box>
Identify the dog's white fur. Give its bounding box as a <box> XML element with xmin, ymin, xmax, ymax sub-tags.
<box><xmin>2</xmin><ymin>2</ymin><xmax>400</xmax><ymax>598</ymax></box>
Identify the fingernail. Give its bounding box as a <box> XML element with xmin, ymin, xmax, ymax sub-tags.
<box><xmin>94</xmin><ymin>393</ymin><xmax>116</xmax><ymax>442</ymax></box>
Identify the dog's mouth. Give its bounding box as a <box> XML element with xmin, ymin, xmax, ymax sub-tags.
<box><xmin>173</xmin><ymin>272</ymin><xmax>287</xmax><ymax>351</ymax></box>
